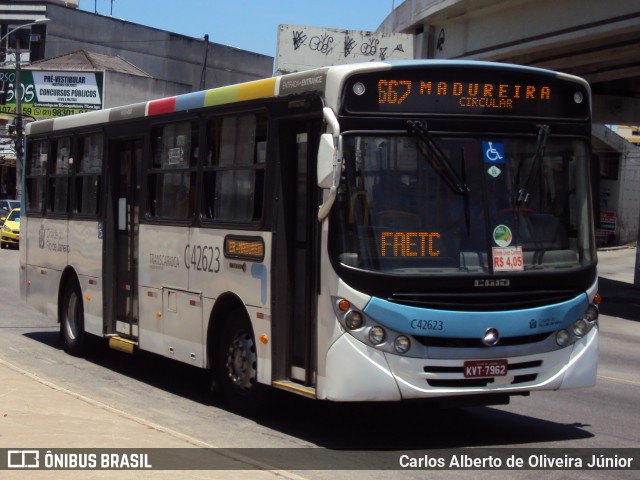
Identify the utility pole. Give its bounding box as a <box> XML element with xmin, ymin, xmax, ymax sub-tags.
<box><xmin>199</xmin><ymin>34</ymin><xmax>210</xmax><ymax>91</ymax></box>
<box><xmin>0</xmin><ymin>18</ymin><xmax>50</xmax><ymax>200</ymax></box>
<box><xmin>14</xmin><ymin>35</ymin><xmax>22</xmax><ymax>200</ymax></box>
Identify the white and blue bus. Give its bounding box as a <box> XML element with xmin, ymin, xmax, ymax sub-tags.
<box><xmin>20</xmin><ymin>60</ymin><xmax>599</xmax><ymax>414</ymax></box>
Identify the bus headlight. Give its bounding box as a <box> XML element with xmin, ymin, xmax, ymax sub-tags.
<box><xmin>555</xmin><ymin>301</ymin><xmax>599</xmax><ymax>347</ymax></box>
<box><xmin>556</xmin><ymin>329</ymin><xmax>570</xmax><ymax>346</ymax></box>
<box><xmin>573</xmin><ymin>91</ymin><xmax>584</xmax><ymax>104</ymax></box>
<box><xmin>368</xmin><ymin>326</ymin><xmax>386</xmax><ymax>345</ymax></box>
<box><xmin>584</xmin><ymin>304</ymin><xmax>599</xmax><ymax>323</ymax></box>
<box><xmin>572</xmin><ymin>318</ymin><xmax>588</xmax><ymax>337</ymax></box>
<box><xmin>394</xmin><ymin>335</ymin><xmax>411</xmax><ymax>353</ymax></box>
<box><xmin>332</xmin><ymin>297</ymin><xmax>417</xmax><ymax>355</ymax></box>
<box><xmin>345</xmin><ymin>311</ymin><xmax>364</xmax><ymax>330</ymax></box>
<box><xmin>353</xmin><ymin>82</ymin><xmax>366</xmax><ymax>96</ymax></box>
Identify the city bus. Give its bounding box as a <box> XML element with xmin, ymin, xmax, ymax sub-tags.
<box><xmin>20</xmin><ymin>60</ymin><xmax>599</xmax><ymax>414</ymax></box>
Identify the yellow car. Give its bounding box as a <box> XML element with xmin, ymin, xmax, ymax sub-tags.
<box><xmin>1</xmin><ymin>208</ymin><xmax>20</xmax><ymax>249</ymax></box>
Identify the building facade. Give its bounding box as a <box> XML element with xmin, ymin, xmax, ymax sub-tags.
<box><xmin>0</xmin><ymin>0</ymin><xmax>274</xmax><ymax>200</ymax></box>
<box><xmin>1</xmin><ymin>1</ymin><xmax>273</xmax><ymax>90</ymax></box>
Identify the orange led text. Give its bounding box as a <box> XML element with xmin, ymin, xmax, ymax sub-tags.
<box><xmin>381</xmin><ymin>231</ymin><xmax>441</xmax><ymax>257</ymax></box>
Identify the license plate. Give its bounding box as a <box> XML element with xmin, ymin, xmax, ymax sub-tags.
<box><xmin>463</xmin><ymin>359</ymin><xmax>508</xmax><ymax>378</ymax></box>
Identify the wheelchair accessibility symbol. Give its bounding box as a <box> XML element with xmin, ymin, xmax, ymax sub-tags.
<box><xmin>482</xmin><ymin>141</ymin><xmax>505</xmax><ymax>163</ymax></box>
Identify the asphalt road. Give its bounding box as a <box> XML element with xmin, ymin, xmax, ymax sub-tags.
<box><xmin>0</xmin><ymin>246</ymin><xmax>638</xmax><ymax>479</ymax></box>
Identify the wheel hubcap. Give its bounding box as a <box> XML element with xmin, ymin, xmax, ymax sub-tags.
<box><xmin>226</xmin><ymin>331</ymin><xmax>257</xmax><ymax>391</ymax></box>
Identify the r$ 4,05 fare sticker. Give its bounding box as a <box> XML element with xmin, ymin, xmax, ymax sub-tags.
<box><xmin>492</xmin><ymin>246</ymin><xmax>524</xmax><ymax>271</ymax></box>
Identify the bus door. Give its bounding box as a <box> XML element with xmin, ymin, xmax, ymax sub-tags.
<box><xmin>273</xmin><ymin>119</ymin><xmax>320</xmax><ymax>392</ymax></box>
<box><xmin>104</xmin><ymin>138</ymin><xmax>142</xmax><ymax>340</ymax></box>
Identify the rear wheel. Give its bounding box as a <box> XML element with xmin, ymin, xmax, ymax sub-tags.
<box><xmin>215</xmin><ymin>309</ymin><xmax>264</xmax><ymax>415</ymax></box>
<box><xmin>61</xmin><ymin>278</ymin><xmax>87</xmax><ymax>356</ymax></box>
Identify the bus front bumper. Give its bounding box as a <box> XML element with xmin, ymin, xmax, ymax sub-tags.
<box><xmin>321</xmin><ymin>326</ymin><xmax>598</xmax><ymax>402</ymax></box>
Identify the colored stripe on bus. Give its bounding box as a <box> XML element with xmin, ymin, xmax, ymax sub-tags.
<box><xmin>237</xmin><ymin>78</ymin><xmax>277</xmax><ymax>102</ymax></box>
<box><xmin>204</xmin><ymin>78</ymin><xmax>277</xmax><ymax>108</ymax></box>
<box><xmin>204</xmin><ymin>85</ymin><xmax>237</xmax><ymax>107</ymax></box>
<box><xmin>148</xmin><ymin>96</ymin><xmax>177</xmax><ymax>116</ymax></box>
<box><xmin>174</xmin><ymin>91</ymin><xmax>206</xmax><ymax>112</ymax></box>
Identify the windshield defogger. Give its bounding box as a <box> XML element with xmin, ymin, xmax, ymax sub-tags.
<box><xmin>330</xmin><ymin>132</ymin><xmax>594</xmax><ymax>275</ymax></box>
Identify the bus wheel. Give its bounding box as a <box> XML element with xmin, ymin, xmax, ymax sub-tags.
<box><xmin>61</xmin><ymin>278</ymin><xmax>87</xmax><ymax>356</ymax></box>
<box><xmin>216</xmin><ymin>310</ymin><xmax>264</xmax><ymax>415</ymax></box>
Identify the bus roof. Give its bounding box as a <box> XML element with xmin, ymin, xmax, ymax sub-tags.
<box><xmin>25</xmin><ymin>60</ymin><xmax>588</xmax><ymax>136</ymax></box>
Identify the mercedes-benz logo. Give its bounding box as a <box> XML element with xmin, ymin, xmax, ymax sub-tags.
<box><xmin>482</xmin><ymin>328</ymin><xmax>500</xmax><ymax>346</ymax></box>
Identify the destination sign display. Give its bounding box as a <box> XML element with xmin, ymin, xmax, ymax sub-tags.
<box><xmin>224</xmin><ymin>235</ymin><xmax>265</xmax><ymax>262</ymax></box>
<box><xmin>342</xmin><ymin>67</ymin><xmax>590</xmax><ymax>119</ymax></box>
<box><xmin>380</xmin><ymin>231</ymin><xmax>442</xmax><ymax>257</ymax></box>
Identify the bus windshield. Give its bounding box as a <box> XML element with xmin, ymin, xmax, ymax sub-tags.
<box><xmin>330</xmin><ymin>131</ymin><xmax>595</xmax><ymax>275</ymax></box>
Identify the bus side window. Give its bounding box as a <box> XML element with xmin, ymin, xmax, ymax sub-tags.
<box><xmin>26</xmin><ymin>139</ymin><xmax>48</xmax><ymax>214</ymax></box>
<box><xmin>75</xmin><ymin>133</ymin><xmax>103</xmax><ymax>216</ymax></box>
<box><xmin>202</xmin><ymin>113</ymin><xmax>266</xmax><ymax>223</ymax></box>
<box><xmin>147</xmin><ymin>121</ymin><xmax>198</xmax><ymax>220</ymax></box>
<box><xmin>48</xmin><ymin>136</ymin><xmax>72</xmax><ymax>214</ymax></box>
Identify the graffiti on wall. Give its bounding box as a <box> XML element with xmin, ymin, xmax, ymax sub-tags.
<box><xmin>276</xmin><ymin>24</ymin><xmax>414</xmax><ymax>74</ymax></box>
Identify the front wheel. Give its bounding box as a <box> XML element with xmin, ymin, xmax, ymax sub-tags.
<box><xmin>61</xmin><ymin>278</ymin><xmax>87</xmax><ymax>356</ymax></box>
<box><xmin>215</xmin><ymin>309</ymin><xmax>265</xmax><ymax>416</ymax></box>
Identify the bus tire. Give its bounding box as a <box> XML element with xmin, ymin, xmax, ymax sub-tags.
<box><xmin>216</xmin><ymin>309</ymin><xmax>264</xmax><ymax>416</ymax></box>
<box><xmin>61</xmin><ymin>277</ymin><xmax>87</xmax><ymax>356</ymax></box>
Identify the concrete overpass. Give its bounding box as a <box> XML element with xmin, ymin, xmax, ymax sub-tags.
<box><xmin>379</xmin><ymin>0</ymin><xmax>640</xmax><ymax>124</ymax></box>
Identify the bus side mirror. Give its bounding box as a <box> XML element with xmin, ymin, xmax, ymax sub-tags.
<box><xmin>317</xmin><ymin>133</ymin><xmax>335</xmax><ymax>189</ymax></box>
<box><xmin>317</xmin><ymin>107</ymin><xmax>342</xmax><ymax>221</ymax></box>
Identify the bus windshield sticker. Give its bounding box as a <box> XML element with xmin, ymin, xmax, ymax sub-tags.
<box><xmin>482</xmin><ymin>140</ymin><xmax>504</xmax><ymax>164</ymax></box>
<box><xmin>487</xmin><ymin>165</ymin><xmax>502</xmax><ymax>178</ymax></box>
<box><xmin>492</xmin><ymin>246</ymin><xmax>524</xmax><ymax>271</ymax></box>
<box><xmin>492</xmin><ymin>225</ymin><xmax>512</xmax><ymax>247</ymax></box>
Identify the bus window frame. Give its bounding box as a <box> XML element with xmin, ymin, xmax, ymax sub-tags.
<box><xmin>25</xmin><ymin>137</ymin><xmax>49</xmax><ymax>216</ymax></box>
<box><xmin>198</xmin><ymin>109</ymin><xmax>268</xmax><ymax>229</ymax></box>
<box><xmin>46</xmin><ymin>135</ymin><xmax>73</xmax><ymax>217</ymax></box>
<box><xmin>73</xmin><ymin>131</ymin><xmax>105</xmax><ymax>219</ymax></box>
<box><xmin>26</xmin><ymin>131</ymin><xmax>106</xmax><ymax>220</ymax></box>
<box><xmin>145</xmin><ymin>117</ymin><xmax>200</xmax><ymax>224</ymax></box>
<box><xmin>24</xmin><ymin>99</ymin><xmax>309</xmax><ymax>231</ymax></box>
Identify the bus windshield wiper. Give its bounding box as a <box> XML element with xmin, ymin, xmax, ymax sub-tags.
<box><xmin>516</xmin><ymin>124</ymin><xmax>550</xmax><ymax>204</ymax></box>
<box><xmin>406</xmin><ymin>120</ymin><xmax>470</xmax><ymax>195</ymax></box>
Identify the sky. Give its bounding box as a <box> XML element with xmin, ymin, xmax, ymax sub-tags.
<box><xmin>78</xmin><ymin>0</ymin><xmax>402</xmax><ymax>58</ymax></box>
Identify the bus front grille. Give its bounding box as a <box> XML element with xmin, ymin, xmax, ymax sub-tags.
<box><xmin>426</xmin><ymin>374</ymin><xmax>538</xmax><ymax>388</ymax></box>
<box><xmin>414</xmin><ymin>332</ymin><xmax>551</xmax><ymax>348</ymax></box>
